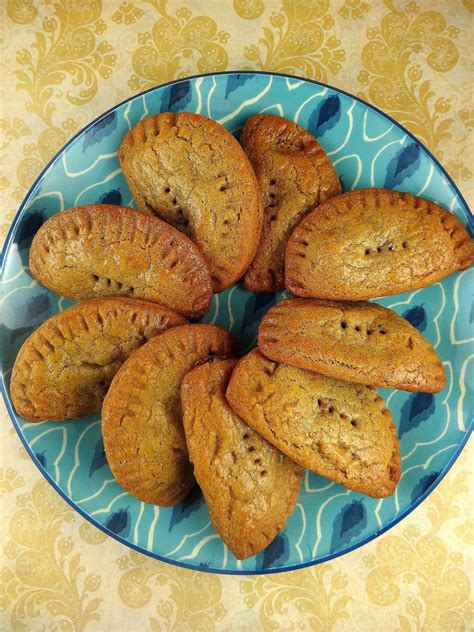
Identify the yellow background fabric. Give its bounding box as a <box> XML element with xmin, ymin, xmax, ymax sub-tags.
<box><xmin>0</xmin><ymin>1</ymin><xmax>472</xmax><ymax>629</ymax></box>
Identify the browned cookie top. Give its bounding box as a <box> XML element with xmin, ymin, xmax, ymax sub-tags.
<box><xmin>102</xmin><ymin>324</ymin><xmax>237</xmax><ymax>506</ymax></box>
<box><xmin>285</xmin><ymin>189</ymin><xmax>474</xmax><ymax>300</ymax></box>
<box><xmin>10</xmin><ymin>298</ymin><xmax>186</xmax><ymax>423</ymax></box>
<box><xmin>119</xmin><ymin>112</ymin><xmax>263</xmax><ymax>292</ymax></box>
<box><xmin>259</xmin><ymin>298</ymin><xmax>446</xmax><ymax>392</ymax></box>
<box><xmin>181</xmin><ymin>357</ymin><xmax>303</xmax><ymax>560</ymax></box>
<box><xmin>241</xmin><ymin>114</ymin><xmax>341</xmax><ymax>292</ymax></box>
<box><xmin>226</xmin><ymin>349</ymin><xmax>400</xmax><ymax>498</ymax></box>
<box><xmin>30</xmin><ymin>205</ymin><xmax>213</xmax><ymax>319</ymax></box>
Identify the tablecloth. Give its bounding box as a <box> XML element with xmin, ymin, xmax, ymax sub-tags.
<box><xmin>0</xmin><ymin>1</ymin><xmax>472</xmax><ymax>630</ymax></box>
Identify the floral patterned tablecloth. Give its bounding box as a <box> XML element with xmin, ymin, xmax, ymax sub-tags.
<box><xmin>1</xmin><ymin>1</ymin><xmax>472</xmax><ymax>630</ymax></box>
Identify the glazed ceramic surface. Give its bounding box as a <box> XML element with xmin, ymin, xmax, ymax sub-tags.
<box><xmin>1</xmin><ymin>72</ymin><xmax>472</xmax><ymax>573</ymax></box>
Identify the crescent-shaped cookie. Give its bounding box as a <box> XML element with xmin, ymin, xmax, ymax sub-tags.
<box><xmin>259</xmin><ymin>298</ymin><xmax>446</xmax><ymax>392</ymax></box>
<box><xmin>241</xmin><ymin>114</ymin><xmax>341</xmax><ymax>292</ymax></box>
<box><xmin>119</xmin><ymin>112</ymin><xmax>263</xmax><ymax>291</ymax></box>
<box><xmin>102</xmin><ymin>324</ymin><xmax>237</xmax><ymax>506</ymax></box>
<box><xmin>181</xmin><ymin>358</ymin><xmax>303</xmax><ymax>559</ymax></box>
<box><xmin>30</xmin><ymin>204</ymin><xmax>213</xmax><ymax>319</ymax></box>
<box><xmin>10</xmin><ymin>298</ymin><xmax>186</xmax><ymax>423</ymax></box>
<box><xmin>285</xmin><ymin>189</ymin><xmax>474</xmax><ymax>299</ymax></box>
<box><xmin>226</xmin><ymin>349</ymin><xmax>400</xmax><ymax>498</ymax></box>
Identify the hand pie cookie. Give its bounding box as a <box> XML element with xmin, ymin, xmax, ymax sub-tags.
<box><xmin>119</xmin><ymin>112</ymin><xmax>263</xmax><ymax>291</ymax></box>
<box><xmin>181</xmin><ymin>358</ymin><xmax>303</xmax><ymax>560</ymax></box>
<box><xmin>102</xmin><ymin>324</ymin><xmax>237</xmax><ymax>506</ymax></box>
<box><xmin>241</xmin><ymin>114</ymin><xmax>341</xmax><ymax>292</ymax></box>
<box><xmin>259</xmin><ymin>298</ymin><xmax>446</xmax><ymax>392</ymax></box>
<box><xmin>10</xmin><ymin>298</ymin><xmax>186</xmax><ymax>423</ymax></box>
<box><xmin>226</xmin><ymin>349</ymin><xmax>400</xmax><ymax>498</ymax></box>
<box><xmin>286</xmin><ymin>189</ymin><xmax>474</xmax><ymax>300</ymax></box>
<box><xmin>30</xmin><ymin>204</ymin><xmax>212</xmax><ymax>319</ymax></box>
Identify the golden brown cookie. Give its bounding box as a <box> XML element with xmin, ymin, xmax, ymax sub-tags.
<box><xmin>119</xmin><ymin>112</ymin><xmax>263</xmax><ymax>291</ymax></box>
<box><xmin>226</xmin><ymin>349</ymin><xmax>400</xmax><ymax>498</ymax></box>
<box><xmin>30</xmin><ymin>204</ymin><xmax>212</xmax><ymax>319</ymax></box>
<box><xmin>285</xmin><ymin>189</ymin><xmax>474</xmax><ymax>299</ymax></box>
<box><xmin>241</xmin><ymin>114</ymin><xmax>341</xmax><ymax>292</ymax></box>
<box><xmin>259</xmin><ymin>298</ymin><xmax>446</xmax><ymax>392</ymax></box>
<box><xmin>102</xmin><ymin>324</ymin><xmax>237</xmax><ymax>506</ymax></box>
<box><xmin>181</xmin><ymin>358</ymin><xmax>303</xmax><ymax>560</ymax></box>
<box><xmin>10</xmin><ymin>298</ymin><xmax>186</xmax><ymax>423</ymax></box>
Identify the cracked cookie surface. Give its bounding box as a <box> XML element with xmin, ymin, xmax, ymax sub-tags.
<box><xmin>119</xmin><ymin>112</ymin><xmax>263</xmax><ymax>292</ymax></box>
<box><xmin>259</xmin><ymin>298</ymin><xmax>446</xmax><ymax>392</ymax></box>
<box><xmin>241</xmin><ymin>114</ymin><xmax>341</xmax><ymax>292</ymax></box>
<box><xmin>11</xmin><ymin>298</ymin><xmax>186</xmax><ymax>423</ymax></box>
<box><xmin>181</xmin><ymin>358</ymin><xmax>303</xmax><ymax>559</ymax></box>
<box><xmin>102</xmin><ymin>324</ymin><xmax>237</xmax><ymax>506</ymax></box>
<box><xmin>29</xmin><ymin>204</ymin><xmax>213</xmax><ymax>319</ymax></box>
<box><xmin>226</xmin><ymin>349</ymin><xmax>400</xmax><ymax>498</ymax></box>
<box><xmin>285</xmin><ymin>188</ymin><xmax>474</xmax><ymax>299</ymax></box>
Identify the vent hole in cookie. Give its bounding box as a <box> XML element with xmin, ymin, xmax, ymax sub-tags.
<box><xmin>365</xmin><ymin>248</ymin><xmax>371</xmax><ymax>255</ymax></box>
<box><xmin>243</xmin><ymin>433</ymin><xmax>250</xmax><ymax>440</ymax></box>
<box><xmin>317</xmin><ymin>399</ymin><xmax>323</xmax><ymax>408</ymax></box>
<box><xmin>351</xmin><ymin>419</ymin><xmax>358</xmax><ymax>427</ymax></box>
<box><xmin>270</xmin><ymin>214</ymin><xmax>278</xmax><ymax>221</ymax></box>
<box><xmin>355</xmin><ymin>325</ymin><xmax>361</xmax><ymax>332</ymax></box>
<box><xmin>248</xmin><ymin>446</ymin><xmax>255</xmax><ymax>453</ymax></box>
<box><xmin>341</xmin><ymin>321</ymin><xmax>347</xmax><ymax>329</ymax></box>
<box><xmin>328</xmin><ymin>406</ymin><xmax>335</xmax><ymax>414</ymax></box>
<box><xmin>388</xmin><ymin>244</ymin><xmax>395</xmax><ymax>251</ymax></box>
<box><xmin>367</xmin><ymin>329</ymin><xmax>373</xmax><ymax>336</ymax></box>
<box><xmin>380</xmin><ymin>329</ymin><xmax>386</xmax><ymax>335</ymax></box>
<box><xmin>172</xmin><ymin>198</ymin><xmax>178</xmax><ymax>206</ymax></box>
<box><xmin>402</xmin><ymin>241</ymin><xmax>409</xmax><ymax>249</ymax></box>
<box><xmin>407</xmin><ymin>336</ymin><xmax>414</xmax><ymax>350</ymax></box>
<box><xmin>91</xmin><ymin>274</ymin><xmax>99</xmax><ymax>283</ymax></box>
<box><xmin>260</xmin><ymin>470</ymin><xmax>267</xmax><ymax>477</ymax></box>
<box><xmin>254</xmin><ymin>458</ymin><xmax>261</xmax><ymax>465</ymax></box>
<box><xmin>269</xmin><ymin>179</ymin><xmax>277</xmax><ymax>185</ymax></box>
<box><xmin>164</xmin><ymin>187</ymin><xmax>171</xmax><ymax>194</ymax></box>
<box><xmin>219</xmin><ymin>184</ymin><xmax>228</xmax><ymax>192</ymax></box>
<box><xmin>377</xmin><ymin>246</ymin><xmax>382</xmax><ymax>253</ymax></box>
<box><xmin>223</xmin><ymin>219</ymin><xmax>231</xmax><ymax>225</ymax></box>
<box><xmin>269</xmin><ymin>192</ymin><xmax>276</xmax><ymax>199</ymax></box>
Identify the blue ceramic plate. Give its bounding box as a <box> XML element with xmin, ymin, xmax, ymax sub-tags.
<box><xmin>1</xmin><ymin>72</ymin><xmax>473</xmax><ymax>574</ymax></box>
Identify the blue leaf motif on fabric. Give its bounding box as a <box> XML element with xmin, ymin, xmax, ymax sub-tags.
<box><xmin>384</xmin><ymin>143</ymin><xmax>421</xmax><ymax>188</ymax></box>
<box><xmin>105</xmin><ymin>508</ymin><xmax>131</xmax><ymax>536</ymax></box>
<box><xmin>99</xmin><ymin>189</ymin><xmax>122</xmax><ymax>205</ymax></box>
<box><xmin>225</xmin><ymin>74</ymin><xmax>253</xmax><ymax>99</ymax></box>
<box><xmin>161</xmin><ymin>80</ymin><xmax>192</xmax><ymax>112</ymax></box>
<box><xmin>399</xmin><ymin>392</ymin><xmax>435</xmax><ymax>437</ymax></box>
<box><xmin>89</xmin><ymin>437</ymin><xmax>108</xmax><ymax>477</ymax></box>
<box><xmin>168</xmin><ymin>485</ymin><xmax>203</xmax><ymax>531</ymax></box>
<box><xmin>10</xmin><ymin>325</ymin><xmax>36</xmax><ymax>345</ymax></box>
<box><xmin>35</xmin><ymin>451</ymin><xmax>47</xmax><ymax>468</ymax></box>
<box><xmin>330</xmin><ymin>500</ymin><xmax>367</xmax><ymax>553</ymax></box>
<box><xmin>410</xmin><ymin>471</ymin><xmax>440</xmax><ymax>503</ymax></box>
<box><xmin>403</xmin><ymin>305</ymin><xmax>427</xmax><ymax>331</ymax></box>
<box><xmin>82</xmin><ymin>112</ymin><xmax>117</xmax><ymax>151</ymax></box>
<box><xmin>308</xmin><ymin>95</ymin><xmax>341</xmax><ymax>137</ymax></box>
<box><xmin>257</xmin><ymin>533</ymin><xmax>289</xmax><ymax>569</ymax></box>
<box><xmin>241</xmin><ymin>293</ymin><xmax>276</xmax><ymax>332</ymax></box>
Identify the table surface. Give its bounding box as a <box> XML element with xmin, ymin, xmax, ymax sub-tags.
<box><xmin>0</xmin><ymin>1</ymin><xmax>472</xmax><ymax>630</ymax></box>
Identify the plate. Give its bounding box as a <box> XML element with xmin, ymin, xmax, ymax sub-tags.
<box><xmin>1</xmin><ymin>71</ymin><xmax>473</xmax><ymax>574</ymax></box>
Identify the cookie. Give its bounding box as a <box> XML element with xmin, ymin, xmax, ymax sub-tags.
<box><xmin>30</xmin><ymin>204</ymin><xmax>212</xmax><ymax>319</ymax></box>
<box><xmin>241</xmin><ymin>114</ymin><xmax>341</xmax><ymax>292</ymax></box>
<box><xmin>286</xmin><ymin>189</ymin><xmax>474</xmax><ymax>299</ymax></box>
<box><xmin>181</xmin><ymin>358</ymin><xmax>303</xmax><ymax>560</ymax></box>
<box><xmin>226</xmin><ymin>349</ymin><xmax>400</xmax><ymax>498</ymax></box>
<box><xmin>119</xmin><ymin>112</ymin><xmax>263</xmax><ymax>291</ymax></box>
<box><xmin>102</xmin><ymin>324</ymin><xmax>237</xmax><ymax>506</ymax></box>
<box><xmin>10</xmin><ymin>298</ymin><xmax>186</xmax><ymax>423</ymax></box>
<box><xmin>259</xmin><ymin>298</ymin><xmax>446</xmax><ymax>392</ymax></box>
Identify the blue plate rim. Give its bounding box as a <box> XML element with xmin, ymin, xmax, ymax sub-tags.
<box><xmin>1</xmin><ymin>70</ymin><xmax>473</xmax><ymax>575</ymax></box>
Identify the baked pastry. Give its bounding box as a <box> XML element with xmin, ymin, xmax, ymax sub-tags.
<box><xmin>10</xmin><ymin>298</ymin><xmax>186</xmax><ymax>423</ymax></box>
<box><xmin>102</xmin><ymin>324</ymin><xmax>237</xmax><ymax>506</ymax></box>
<box><xmin>259</xmin><ymin>298</ymin><xmax>446</xmax><ymax>392</ymax></box>
<box><xmin>241</xmin><ymin>114</ymin><xmax>341</xmax><ymax>292</ymax></box>
<box><xmin>226</xmin><ymin>349</ymin><xmax>400</xmax><ymax>498</ymax></box>
<box><xmin>29</xmin><ymin>204</ymin><xmax>212</xmax><ymax>319</ymax></box>
<box><xmin>285</xmin><ymin>189</ymin><xmax>474</xmax><ymax>299</ymax></box>
<box><xmin>118</xmin><ymin>112</ymin><xmax>263</xmax><ymax>291</ymax></box>
<box><xmin>181</xmin><ymin>357</ymin><xmax>303</xmax><ymax>559</ymax></box>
